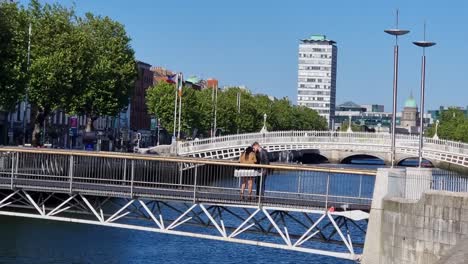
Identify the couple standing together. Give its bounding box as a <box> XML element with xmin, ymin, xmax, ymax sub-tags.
<box><xmin>238</xmin><ymin>142</ymin><xmax>269</xmax><ymax>200</ymax></box>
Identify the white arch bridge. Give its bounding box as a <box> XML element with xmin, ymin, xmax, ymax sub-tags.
<box><xmin>177</xmin><ymin>131</ymin><xmax>468</xmax><ymax>169</ymax></box>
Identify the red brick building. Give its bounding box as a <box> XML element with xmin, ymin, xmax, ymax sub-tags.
<box><xmin>151</xmin><ymin>66</ymin><xmax>174</xmax><ymax>84</ymax></box>
<box><xmin>130</xmin><ymin>61</ymin><xmax>153</xmax><ymax>131</ymax></box>
<box><xmin>206</xmin><ymin>78</ymin><xmax>219</xmax><ymax>89</ymax></box>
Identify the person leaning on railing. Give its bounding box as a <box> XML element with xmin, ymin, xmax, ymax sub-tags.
<box><xmin>252</xmin><ymin>142</ymin><xmax>269</xmax><ymax>197</ymax></box>
<box><xmin>235</xmin><ymin>147</ymin><xmax>257</xmax><ymax>200</ymax></box>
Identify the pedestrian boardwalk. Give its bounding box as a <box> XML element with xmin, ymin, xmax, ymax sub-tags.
<box><xmin>0</xmin><ymin>147</ymin><xmax>375</xmax><ymax>211</ymax></box>
<box><xmin>0</xmin><ymin>147</ymin><xmax>375</xmax><ymax>261</ymax></box>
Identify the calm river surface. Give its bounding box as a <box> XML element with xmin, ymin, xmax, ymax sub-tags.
<box><xmin>0</xmin><ymin>161</ymin><xmax>464</xmax><ymax>264</ymax></box>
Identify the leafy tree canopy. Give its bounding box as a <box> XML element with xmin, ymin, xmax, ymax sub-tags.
<box><xmin>0</xmin><ymin>2</ymin><xmax>28</xmax><ymax>110</ymax></box>
<box><xmin>426</xmin><ymin>108</ymin><xmax>468</xmax><ymax>143</ymax></box>
<box><xmin>146</xmin><ymin>84</ymin><xmax>328</xmax><ymax>138</ymax></box>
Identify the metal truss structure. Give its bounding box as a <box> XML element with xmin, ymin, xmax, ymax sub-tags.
<box><xmin>0</xmin><ymin>189</ymin><xmax>368</xmax><ymax>261</ymax></box>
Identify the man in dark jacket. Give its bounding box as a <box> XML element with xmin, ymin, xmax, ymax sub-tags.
<box><xmin>252</xmin><ymin>142</ymin><xmax>269</xmax><ymax>196</ymax></box>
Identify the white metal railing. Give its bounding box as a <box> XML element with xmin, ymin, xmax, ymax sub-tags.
<box><xmin>0</xmin><ymin>148</ymin><xmax>375</xmax><ymax>210</ymax></box>
<box><xmin>177</xmin><ymin>131</ymin><xmax>468</xmax><ymax>167</ymax></box>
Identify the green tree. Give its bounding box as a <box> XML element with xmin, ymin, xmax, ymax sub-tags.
<box><xmin>68</xmin><ymin>13</ymin><xmax>137</xmax><ymax>132</ymax></box>
<box><xmin>291</xmin><ymin>106</ymin><xmax>328</xmax><ymax>130</ymax></box>
<box><xmin>426</xmin><ymin>109</ymin><xmax>468</xmax><ymax>143</ymax></box>
<box><xmin>146</xmin><ymin>82</ymin><xmax>200</xmax><ymax>137</ymax></box>
<box><xmin>339</xmin><ymin>122</ymin><xmax>362</xmax><ymax>132</ymax></box>
<box><xmin>147</xmin><ymin>84</ymin><xmax>328</xmax><ymax>138</ymax></box>
<box><xmin>194</xmin><ymin>88</ymin><xmax>214</xmax><ymax>136</ymax></box>
<box><xmin>0</xmin><ymin>2</ymin><xmax>28</xmax><ymax>110</ymax></box>
<box><xmin>269</xmin><ymin>98</ymin><xmax>294</xmax><ymax>130</ymax></box>
<box><xmin>26</xmin><ymin>0</ymin><xmax>86</xmax><ymax>146</ymax></box>
<box><xmin>221</xmin><ymin>88</ymin><xmax>260</xmax><ymax>134</ymax></box>
<box><xmin>146</xmin><ymin>81</ymin><xmax>176</xmax><ymax>134</ymax></box>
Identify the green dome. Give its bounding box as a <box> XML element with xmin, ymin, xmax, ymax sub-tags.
<box><xmin>404</xmin><ymin>94</ymin><xmax>417</xmax><ymax>108</ymax></box>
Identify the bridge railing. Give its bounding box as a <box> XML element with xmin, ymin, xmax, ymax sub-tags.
<box><xmin>0</xmin><ymin>148</ymin><xmax>375</xmax><ymax>210</ymax></box>
<box><xmin>177</xmin><ymin>131</ymin><xmax>468</xmax><ymax>160</ymax></box>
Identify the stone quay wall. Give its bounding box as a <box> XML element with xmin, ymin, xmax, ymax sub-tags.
<box><xmin>379</xmin><ymin>191</ymin><xmax>468</xmax><ymax>264</ymax></box>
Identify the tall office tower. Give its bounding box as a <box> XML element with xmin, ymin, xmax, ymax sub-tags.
<box><xmin>297</xmin><ymin>35</ymin><xmax>337</xmax><ymax>128</ymax></box>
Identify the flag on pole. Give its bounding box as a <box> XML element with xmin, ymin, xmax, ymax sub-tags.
<box><xmin>177</xmin><ymin>73</ymin><xmax>183</xmax><ymax>97</ymax></box>
<box><xmin>166</xmin><ymin>74</ymin><xmax>177</xmax><ymax>84</ymax></box>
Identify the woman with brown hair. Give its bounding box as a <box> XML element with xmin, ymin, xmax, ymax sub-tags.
<box><xmin>237</xmin><ymin>146</ymin><xmax>257</xmax><ymax>200</ymax></box>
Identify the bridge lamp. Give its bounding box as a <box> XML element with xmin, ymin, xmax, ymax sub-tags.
<box><xmin>413</xmin><ymin>22</ymin><xmax>436</xmax><ymax>168</ymax></box>
<box><xmin>384</xmin><ymin>9</ymin><xmax>410</xmax><ymax>168</ymax></box>
<box><xmin>432</xmin><ymin>120</ymin><xmax>440</xmax><ymax>140</ymax></box>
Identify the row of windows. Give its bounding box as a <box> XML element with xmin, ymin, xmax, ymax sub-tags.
<box><xmin>298</xmin><ymin>96</ymin><xmax>330</xmax><ymax>102</ymax></box>
<box><xmin>298</xmin><ymin>72</ymin><xmax>330</xmax><ymax>78</ymax></box>
<box><xmin>299</xmin><ymin>47</ymin><xmax>333</xmax><ymax>53</ymax></box>
<box><xmin>299</xmin><ymin>103</ymin><xmax>331</xmax><ymax>110</ymax></box>
<box><xmin>298</xmin><ymin>90</ymin><xmax>331</xmax><ymax>96</ymax></box>
<box><xmin>298</xmin><ymin>84</ymin><xmax>333</xmax><ymax>89</ymax></box>
<box><xmin>299</xmin><ymin>70</ymin><xmax>335</xmax><ymax>78</ymax></box>
<box><xmin>297</xmin><ymin>64</ymin><xmax>332</xmax><ymax>71</ymax></box>
<box><xmin>299</xmin><ymin>53</ymin><xmax>332</xmax><ymax>59</ymax></box>
<box><xmin>302</xmin><ymin>60</ymin><xmax>332</xmax><ymax>65</ymax></box>
<box><xmin>300</xmin><ymin>78</ymin><xmax>331</xmax><ymax>84</ymax></box>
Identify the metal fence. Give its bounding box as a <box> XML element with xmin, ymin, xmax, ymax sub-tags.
<box><xmin>387</xmin><ymin>167</ymin><xmax>468</xmax><ymax>200</ymax></box>
<box><xmin>0</xmin><ymin>148</ymin><xmax>376</xmax><ymax>210</ymax></box>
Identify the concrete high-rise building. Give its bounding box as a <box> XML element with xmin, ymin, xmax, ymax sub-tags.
<box><xmin>297</xmin><ymin>35</ymin><xmax>337</xmax><ymax>128</ymax></box>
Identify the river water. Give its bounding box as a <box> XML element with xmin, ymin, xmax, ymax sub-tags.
<box><xmin>0</xmin><ymin>216</ymin><xmax>353</xmax><ymax>264</ymax></box>
<box><xmin>0</xmin><ymin>160</ymin><xmax>465</xmax><ymax>264</ymax></box>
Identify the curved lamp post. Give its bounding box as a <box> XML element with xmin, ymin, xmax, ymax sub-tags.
<box><xmin>413</xmin><ymin>23</ymin><xmax>436</xmax><ymax>167</ymax></box>
<box><xmin>384</xmin><ymin>9</ymin><xmax>410</xmax><ymax>168</ymax></box>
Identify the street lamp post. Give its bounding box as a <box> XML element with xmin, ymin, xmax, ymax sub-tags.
<box><xmin>260</xmin><ymin>113</ymin><xmax>268</xmax><ymax>133</ymax></box>
<box><xmin>157</xmin><ymin>118</ymin><xmax>161</xmax><ymax>146</ymax></box>
<box><xmin>346</xmin><ymin>113</ymin><xmax>353</xmax><ymax>133</ymax></box>
<box><xmin>413</xmin><ymin>23</ymin><xmax>436</xmax><ymax>167</ymax></box>
<box><xmin>433</xmin><ymin>120</ymin><xmax>440</xmax><ymax>140</ymax></box>
<box><xmin>384</xmin><ymin>9</ymin><xmax>410</xmax><ymax>167</ymax></box>
<box><xmin>22</xmin><ymin>23</ymin><xmax>32</xmax><ymax>145</ymax></box>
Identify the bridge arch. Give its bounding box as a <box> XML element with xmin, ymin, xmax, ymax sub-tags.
<box><xmin>340</xmin><ymin>154</ymin><xmax>386</xmax><ymax>165</ymax></box>
<box><xmin>301</xmin><ymin>152</ymin><xmax>330</xmax><ymax>164</ymax></box>
<box><xmin>397</xmin><ymin>157</ymin><xmax>435</xmax><ymax>167</ymax></box>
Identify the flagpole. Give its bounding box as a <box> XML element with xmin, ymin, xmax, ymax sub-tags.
<box><xmin>172</xmin><ymin>73</ymin><xmax>178</xmax><ymax>140</ymax></box>
<box><xmin>177</xmin><ymin>73</ymin><xmax>183</xmax><ymax>139</ymax></box>
<box><xmin>237</xmin><ymin>92</ymin><xmax>240</xmax><ymax>134</ymax></box>
<box><xmin>22</xmin><ymin>23</ymin><xmax>32</xmax><ymax>145</ymax></box>
<box><xmin>211</xmin><ymin>83</ymin><xmax>215</xmax><ymax>137</ymax></box>
<box><xmin>213</xmin><ymin>83</ymin><xmax>218</xmax><ymax>137</ymax></box>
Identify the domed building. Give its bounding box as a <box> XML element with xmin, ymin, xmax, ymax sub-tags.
<box><xmin>399</xmin><ymin>93</ymin><xmax>420</xmax><ymax>133</ymax></box>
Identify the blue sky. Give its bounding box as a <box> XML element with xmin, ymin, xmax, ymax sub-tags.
<box><xmin>21</xmin><ymin>0</ymin><xmax>468</xmax><ymax>111</ymax></box>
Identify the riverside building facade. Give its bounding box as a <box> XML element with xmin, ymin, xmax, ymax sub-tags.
<box><xmin>297</xmin><ymin>35</ymin><xmax>337</xmax><ymax>128</ymax></box>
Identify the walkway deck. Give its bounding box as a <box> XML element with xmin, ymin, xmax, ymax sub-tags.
<box><xmin>0</xmin><ymin>147</ymin><xmax>375</xmax><ymax>211</ymax></box>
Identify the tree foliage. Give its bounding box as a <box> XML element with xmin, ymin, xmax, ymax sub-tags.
<box><xmin>146</xmin><ymin>84</ymin><xmax>328</xmax><ymax>138</ymax></box>
<box><xmin>0</xmin><ymin>0</ymin><xmax>137</xmax><ymax>145</ymax></box>
<box><xmin>68</xmin><ymin>13</ymin><xmax>137</xmax><ymax>131</ymax></box>
<box><xmin>26</xmin><ymin>0</ymin><xmax>86</xmax><ymax>145</ymax></box>
<box><xmin>0</xmin><ymin>2</ymin><xmax>28</xmax><ymax>110</ymax></box>
<box><xmin>426</xmin><ymin>108</ymin><xmax>468</xmax><ymax>143</ymax></box>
